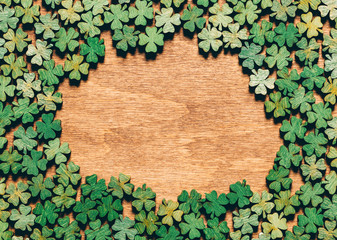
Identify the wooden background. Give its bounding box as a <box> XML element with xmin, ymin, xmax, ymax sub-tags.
<box><xmin>56</xmin><ymin>30</ymin><xmax>306</xmax><ymax>203</ymax></box>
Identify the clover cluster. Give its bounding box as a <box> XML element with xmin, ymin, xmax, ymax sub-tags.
<box><xmin>0</xmin><ymin>0</ymin><xmax>337</xmax><ymax>239</ymax></box>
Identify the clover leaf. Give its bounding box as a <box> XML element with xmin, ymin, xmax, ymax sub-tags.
<box><xmin>10</xmin><ymin>204</ymin><xmax>35</xmax><ymax>232</ymax></box>
<box><xmin>249</xmin><ymin>69</ymin><xmax>275</xmax><ymax>95</ymax></box>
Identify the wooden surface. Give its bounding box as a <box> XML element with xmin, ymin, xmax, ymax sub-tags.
<box><xmin>56</xmin><ymin>30</ymin><xmax>305</xmax><ymax>204</ymax></box>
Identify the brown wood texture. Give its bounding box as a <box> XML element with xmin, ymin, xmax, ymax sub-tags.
<box><xmin>56</xmin><ymin>30</ymin><xmax>304</xmax><ymax>204</ymax></box>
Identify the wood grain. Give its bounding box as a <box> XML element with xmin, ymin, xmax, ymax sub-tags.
<box><xmin>55</xmin><ymin>30</ymin><xmax>305</xmax><ymax>205</ymax></box>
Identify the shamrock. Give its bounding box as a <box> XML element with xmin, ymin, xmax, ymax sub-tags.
<box><xmin>113</xmin><ymin>25</ymin><xmax>140</xmax><ymax>52</ymax></box>
<box><xmin>328</xmin><ymin>146</ymin><xmax>337</xmax><ymax>168</ymax></box>
<box><xmin>275</xmin><ymin>68</ymin><xmax>300</xmax><ymax>96</ymax></box>
<box><xmin>296</xmin><ymin>182</ymin><xmax>324</xmax><ymax>207</ymax></box>
<box><xmin>322</xmin><ymin>78</ymin><xmax>337</xmax><ymax>105</ymax></box>
<box><xmin>280</xmin><ymin>117</ymin><xmax>307</xmax><ymax>143</ymax></box>
<box><xmin>203</xmin><ymin>218</ymin><xmax>229</xmax><ymax>240</ymax></box>
<box><xmin>208</xmin><ymin>3</ymin><xmax>233</xmax><ymax>31</ymax></box>
<box><xmin>30</xmin><ymin>226</ymin><xmax>54</xmax><ymax>240</ymax></box>
<box><xmin>301</xmin><ymin>155</ymin><xmax>326</xmax><ymax>181</ymax></box>
<box><xmin>34</xmin><ymin>13</ymin><xmax>60</xmax><ymax>39</ymax></box>
<box><xmin>198</xmin><ymin>25</ymin><xmax>222</xmax><ymax>52</ymax></box>
<box><xmin>52</xmin><ymin>184</ymin><xmax>77</xmax><ymax>211</ymax></box>
<box><xmin>289</xmin><ymin>87</ymin><xmax>316</xmax><ymax>113</ymax></box>
<box><xmin>74</xmin><ymin>196</ymin><xmax>99</xmax><ymax>224</ymax></box>
<box><xmin>108</xmin><ymin>173</ymin><xmax>134</xmax><ymax>199</ymax></box>
<box><xmin>0</xmin><ymin>147</ymin><xmax>22</xmax><ymax>174</ymax></box>
<box><xmin>135</xmin><ymin>210</ymin><xmax>160</xmax><ymax>235</ymax></box>
<box><xmin>265</xmin><ymin>92</ymin><xmax>290</xmax><ymax>118</ymax></box>
<box><xmin>262</xmin><ymin>213</ymin><xmax>287</xmax><ymax>239</ymax></box>
<box><xmin>178</xmin><ymin>189</ymin><xmax>204</xmax><ymax>214</ymax></box>
<box><xmin>15</xmin><ymin>0</ymin><xmax>40</xmax><ymax>24</ymax></box>
<box><xmin>321</xmin><ymin>195</ymin><xmax>337</xmax><ymax>220</ymax></box>
<box><xmin>12</xmin><ymin>98</ymin><xmax>39</xmax><ymax>124</ymax></box>
<box><xmin>28</xmin><ymin>174</ymin><xmax>55</xmax><ymax>200</ymax></box>
<box><xmin>325</xmin><ymin>118</ymin><xmax>337</xmax><ymax>145</ymax></box>
<box><xmin>156</xmin><ymin>225</ymin><xmax>183</xmax><ymax>240</ymax></box>
<box><xmin>179</xmin><ymin>212</ymin><xmax>205</xmax><ymax>239</ymax></box>
<box><xmin>265</xmin><ymin>44</ymin><xmax>292</xmax><ymax>70</ymax></box>
<box><xmin>296</xmin><ymin>38</ymin><xmax>320</xmax><ymax>67</ymax></box>
<box><xmin>64</xmin><ymin>54</ymin><xmax>89</xmax><ymax>81</ymax></box>
<box><xmin>0</xmin><ymin>38</ymin><xmax>7</xmax><ymax>59</ymax></box>
<box><xmin>80</xmin><ymin>37</ymin><xmax>105</xmax><ymax>63</ymax></box>
<box><xmin>132</xmin><ymin>184</ymin><xmax>156</xmax><ymax>212</ymax></box>
<box><xmin>318</xmin><ymin>220</ymin><xmax>337</xmax><ymax>240</ymax></box>
<box><xmin>249</xmin><ymin>69</ymin><xmax>275</xmax><ymax>95</ymax></box>
<box><xmin>81</xmin><ymin>174</ymin><xmax>107</xmax><ymax>200</ymax></box>
<box><xmin>157</xmin><ymin>199</ymin><xmax>183</xmax><ymax>226</ymax></box>
<box><xmin>223</xmin><ymin>23</ymin><xmax>248</xmax><ymax>49</ymax></box>
<box><xmin>239</xmin><ymin>42</ymin><xmax>265</xmax><ymax>70</ymax></box>
<box><xmin>85</xmin><ymin>219</ymin><xmax>111</xmax><ymax>240</ymax></box>
<box><xmin>233</xmin><ymin>208</ymin><xmax>259</xmax><ymax>234</ymax></box>
<box><xmin>0</xmin><ymin>199</ymin><xmax>10</xmax><ymax>222</ymax></box>
<box><xmin>33</xmin><ymin>200</ymin><xmax>59</xmax><ymax>226</ymax></box>
<box><xmin>59</xmin><ymin>0</ymin><xmax>84</xmax><ymax>25</ymax></box>
<box><xmin>250</xmin><ymin>191</ymin><xmax>274</xmax><ymax>218</ymax></box>
<box><xmin>0</xmin><ymin>5</ymin><xmax>18</xmax><ymax>32</ymax></box>
<box><xmin>83</xmin><ymin>0</ymin><xmax>108</xmax><ymax>15</ymax></box>
<box><xmin>307</xmin><ymin>103</ymin><xmax>332</xmax><ymax>129</ymax></box>
<box><xmin>230</xmin><ymin>230</ymin><xmax>250</xmax><ymax>240</ymax></box>
<box><xmin>274</xmin><ymin>190</ymin><xmax>300</xmax><ymax>216</ymax></box>
<box><xmin>297</xmin><ymin>12</ymin><xmax>323</xmax><ymax>38</ymax></box>
<box><xmin>234</xmin><ymin>0</ymin><xmax>261</xmax><ymax>25</ymax></box>
<box><xmin>44</xmin><ymin>0</ymin><xmax>61</xmax><ymax>8</ymax></box>
<box><xmin>270</xmin><ymin>0</ymin><xmax>297</xmax><ymax>22</ymax></box>
<box><xmin>22</xmin><ymin>150</ymin><xmax>47</xmax><ymax>176</ymax></box>
<box><xmin>181</xmin><ymin>4</ymin><xmax>206</xmax><ymax>33</ymax></box>
<box><xmin>37</xmin><ymin>86</ymin><xmax>62</xmax><ymax>111</ymax></box>
<box><xmin>54</xmin><ymin>217</ymin><xmax>81</xmax><ymax>239</ymax></box>
<box><xmin>97</xmin><ymin>195</ymin><xmax>123</xmax><ymax>222</ymax></box>
<box><xmin>319</xmin><ymin>0</ymin><xmax>337</xmax><ymax>20</ymax></box>
<box><xmin>0</xmin><ymin>103</ymin><xmax>15</xmax><ymax>131</ymax></box>
<box><xmin>54</xmin><ymin>161</ymin><xmax>81</xmax><ymax>186</ymax></box>
<box><xmin>52</xmin><ymin>27</ymin><xmax>79</xmax><ymax>52</ymax></box>
<box><xmin>298</xmin><ymin>208</ymin><xmax>324</xmax><ymax>234</ymax></box>
<box><xmin>249</xmin><ymin>20</ymin><xmax>275</xmax><ymax>46</ymax></box>
<box><xmin>155</xmin><ymin>8</ymin><xmax>180</xmax><ymax>35</ymax></box>
<box><xmin>10</xmin><ymin>205</ymin><xmax>35</xmax><ymax>232</ymax></box>
<box><xmin>323</xmin><ymin>28</ymin><xmax>337</xmax><ymax>54</ymax></box>
<box><xmin>112</xmin><ymin>215</ymin><xmax>138</xmax><ymax>240</ymax></box>
<box><xmin>104</xmin><ymin>4</ymin><xmax>129</xmax><ymax>31</ymax></box>
<box><xmin>16</xmin><ymin>73</ymin><xmax>41</xmax><ymax>99</ymax></box>
<box><xmin>227</xmin><ymin>180</ymin><xmax>253</xmax><ymax>208</ymax></box>
<box><xmin>303</xmin><ymin>129</ymin><xmax>328</xmax><ymax>157</ymax></box>
<box><xmin>3</xmin><ymin>28</ymin><xmax>31</xmax><ymax>52</ymax></box>
<box><xmin>78</xmin><ymin>12</ymin><xmax>104</xmax><ymax>38</ymax></box>
<box><xmin>26</xmin><ymin>40</ymin><xmax>53</xmax><ymax>66</ymax></box>
<box><xmin>129</xmin><ymin>0</ymin><xmax>153</xmax><ymax>26</ymax></box>
<box><xmin>0</xmin><ymin>76</ymin><xmax>15</xmax><ymax>102</ymax></box>
<box><xmin>266</xmin><ymin>165</ymin><xmax>292</xmax><ymax>192</ymax></box>
<box><xmin>275</xmin><ymin>144</ymin><xmax>302</xmax><ymax>168</ymax></box>
<box><xmin>323</xmin><ymin>171</ymin><xmax>337</xmax><ymax>195</ymax></box>
<box><xmin>296</xmin><ymin>0</ymin><xmax>321</xmax><ymax>12</ymax></box>
<box><xmin>301</xmin><ymin>64</ymin><xmax>325</xmax><ymax>90</ymax></box>
<box><xmin>5</xmin><ymin>182</ymin><xmax>30</xmax><ymax>206</ymax></box>
<box><xmin>325</xmin><ymin>53</ymin><xmax>337</xmax><ymax>79</ymax></box>
<box><xmin>13</xmin><ymin>126</ymin><xmax>37</xmax><ymax>154</ymax></box>
<box><xmin>284</xmin><ymin>226</ymin><xmax>310</xmax><ymax>240</ymax></box>
<box><xmin>38</xmin><ymin>59</ymin><xmax>64</xmax><ymax>86</ymax></box>
<box><xmin>1</xmin><ymin>53</ymin><xmax>27</xmax><ymax>79</ymax></box>
<box><xmin>43</xmin><ymin>138</ymin><xmax>70</xmax><ymax>164</ymax></box>
<box><xmin>36</xmin><ymin>113</ymin><xmax>61</xmax><ymax>140</ymax></box>
<box><xmin>274</xmin><ymin>23</ymin><xmax>301</xmax><ymax>48</ymax></box>
<box><xmin>203</xmin><ymin>190</ymin><xmax>228</xmax><ymax>218</ymax></box>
